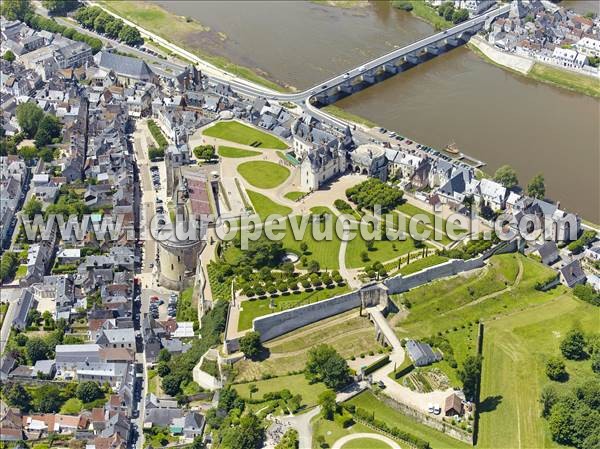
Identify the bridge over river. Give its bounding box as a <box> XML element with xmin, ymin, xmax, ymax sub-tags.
<box><xmin>226</xmin><ymin>3</ymin><xmax>510</xmax><ymax>126</ymax></box>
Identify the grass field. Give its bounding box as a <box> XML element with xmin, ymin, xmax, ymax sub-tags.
<box><xmin>347</xmin><ymin>391</ymin><xmax>471</xmax><ymax>449</ymax></box>
<box><xmin>238</xmin><ymin>161</ymin><xmax>290</xmax><ymax>189</ymax></box>
<box><xmin>246</xmin><ymin>190</ymin><xmax>292</xmax><ymax>220</ymax></box>
<box><xmin>218</xmin><ymin>145</ymin><xmax>261</xmax><ymax>158</ymax></box>
<box><xmin>399</xmin><ymin>254</ymin><xmax>449</xmax><ymax>276</ymax></box>
<box><xmin>237</xmin><ymin>284</ymin><xmax>350</xmax><ymax>330</ymax></box>
<box><xmin>396</xmin><ymin>202</ymin><xmax>467</xmax><ymax>244</ymax></box>
<box><xmin>312</xmin><ymin>417</ymin><xmax>376</xmax><ymax>449</ymax></box>
<box><xmin>478</xmin><ymin>294</ymin><xmax>599</xmax><ymax>449</ymax></box>
<box><xmin>284</xmin><ymin>191</ymin><xmax>306</xmax><ymax>201</ymax></box>
<box><xmin>394</xmin><ymin>254</ymin><xmax>559</xmax><ymax>338</ymax></box>
<box><xmin>235</xmin><ymin>310</ymin><xmax>381</xmax><ymax>381</ymax></box>
<box><xmin>98</xmin><ymin>1</ymin><xmax>288</xmax><ymax>92</ymax></box>
<box><xmin>233</xmin><ymin>373</ymin><xmax>327</xmax><ymax>408</ymax></box>
<box><xmin>529</xmin><ymin>63</ymin><xmax>600</xmax><ymax>98</ymax></box>
<box><xmin>204</xmin><ymin>121</ymin><xmax>287</xmax><ymax>149</ymax></box>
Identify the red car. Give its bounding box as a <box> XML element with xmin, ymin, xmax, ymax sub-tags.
<box><xmin>150</xmin><ymin>296</ymin><xmax>159</xmax><ymax>302</ymax></box>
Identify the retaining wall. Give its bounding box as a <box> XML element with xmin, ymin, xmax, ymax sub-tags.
<box><xmin>253</xmin><ymin>283</ymin><xmax>386</xmax><ymax>342</ymax></box>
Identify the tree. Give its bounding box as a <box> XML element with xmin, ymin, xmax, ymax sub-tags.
<box><xmin>239</xmin><ymin>331</ymin><xmax>262</xmax><ymax>360</ymax></box>
<box><xmin>23</xmin><ymin>198</ymin><xmax>43</xmax><ymax>219</ymax></box>
<box><xmin>104</xmin><ymin>18</ymin><xmax>123</xmax><ymax>39</ymax></box>
<box><xmin>35</xmin><ymin>385</ymin><xmax>63</xmax><ymax>413</ymax></box>
<box><xmin>452</xmin><ymin>8</ymin><xmax>469</xmax><ymax>24</ymax></box>
<box><xmin>307</xmin><ymin>260</ymin><xmax>320</xmax><ymax>274</ymax></box>
<box><xmin>2</xmin><ymin>383</ymin><xmax>32</xmax><ymax>411</ymax></box>
<box><xmin>527</xmin><ymin>173</ymin><xmax>546</xmax><ymax>200</ymax></box>
<box><xmin>161</xmin><ymin>374</ymin><xmax>183</xmax><ymax>397</ymax></box>
<box><xmin>539</xmin><ymin>384</ymin><xmax>559</xmax><ymax>418</ymax></box>
<box><xmin>16</xmin><ymin>102</ymin><xmax>45</xmax><ymax>138</ymax></box>
<box><xmin>158</xmin><ymin>348</ymin><xmax>171</xmax><ymax>363</ymax></box>
<box><xmin>42</xmin><ymin>0</ymin><xmax>79</xmax><ymax>14</ymax></box>
<box><xmin>118</xmin><ymin>25</ymin><xmax>143</xmax><ymax>46</ymax></box>
<box><xmin>560</xmin><ymin>329</ymin><xmax>587</xmax><ymax>360</ymax></box>
<box><xmin>193</xmin><ymin>145</ymin><xmax>215</xmax><ymax>161</ymax></box>
<box><xmin>17</xmin><ymin>145</ymin><xmax>37</xmax><ymax>162</ymax></box>
<box><xmin>300</xmin><ymin>242</ymin><xmax>308</xmax><ymax>254</ymax></box>
<box><xmin>220</xmin><ymin>412</ymin><xmax>264</xmax><ymax>449</ymax></box>
<box><xmin>306</xmin><ymin>344</ymin><xmax>350</xmax><ymax>390</ymax></box>
<box><xmin>2</xmin><ymin>50</ymin><xmax>15</xmax><ymax>62</ymax></box>
<box><xmin>545</xmin><ymin>356</ymin><xmax>567</xmax><ymax>381</ymax></box>
<box><xmin>318</xmin><ymin>389</ymin><xmax>337</xmax><ymax>420</ymax></box>
<box><xmin>157</xmin><ymin>361</ymin><xmax>171</xmax><ymax>377</ymax></box>
<box><xmin>0</xmin><ymin>0</ymin><xmax>33</xmax><ymax>20</ymax></box>
<box><xmin>493</xmin><ymin>165</ymin><xmax>519</xmax><ymax>189</ymax></box>
<box><xmin>76</xmin><ymin>381</ymin><xmax>103</xmax><ymax>403</ymax></box>
<box><xmin>458</xmin><ymin>354</ymin><xmax>481</xmax><ymax>401</ymax></box>
<box><xmin>34</xmin><ymin>114</ymin><xmax>61</xmax><ymax>147</ymax></box>
<box><xmin>591</xmin><ymin>351</ymin><xmax>600</xmax><ymax>374</ymax></box>
<box><xmin>275</xmin><ymin>428</ymin><xmax>299</xmax><ymax>449</ymax></box>
<box><xmin>26</xmin><ymin>337</ymin><xmax>51</xmax><ymax>363</ymax></box>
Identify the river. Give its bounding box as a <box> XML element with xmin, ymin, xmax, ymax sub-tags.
<box><xmin>155</xmin><ymin>0</ymin><xmax>599</xmax><ymax>222</ymax></box>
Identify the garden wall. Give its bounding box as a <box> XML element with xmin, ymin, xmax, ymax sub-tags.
<box><xmin>252</xmin><ymin>284</ymin><xmax>386</xmax><ymax>342</ymax></box>
<box><xmin>384</xmin><ymin>239</ymin><xmax>519</xmax><ymax>294</ymax></box>
<box><xmin>377</xmin><ymin>392</ymin><xmax>474</xmax><ymax>445</ymax></box>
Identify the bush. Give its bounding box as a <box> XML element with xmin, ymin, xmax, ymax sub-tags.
<box><xmin>333</xmin><ymin>410</ymin><xmax>354</xmax><ymax>428</ymax></box>
<box><xmin>545</xmin><ymin>357</ymin><xmax>567</xmax><ymax>381</ymax></box>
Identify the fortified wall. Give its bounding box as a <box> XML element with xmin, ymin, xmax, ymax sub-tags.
<box><xmin>224</xmin><ymin>239</ymin><xmax>519</xmax><ymax>353</ymax></box>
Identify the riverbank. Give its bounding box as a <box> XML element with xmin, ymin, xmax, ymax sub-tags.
<box><xmin>96</xmin><ymin>0</ymin><xmax>293</xmax><ymax>92</ymax></box>
<box><xmin>468</xmin><ymin>36</ymin><xmax>600</xmax><ymax>98</ymax></box>
<box><xmin>391</xmin><ymin>0</ymin><xmax>453</xmax><ymax>31</ymax></box>
<box><xmin>322</xmin><ymin>105</ymin><xmax>377</xmax><ymax>128</ymax></box>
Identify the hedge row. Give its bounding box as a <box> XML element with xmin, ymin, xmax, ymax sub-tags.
<box><xmin>350</xmin><ymin>406</ymin><xmax>431</xmax><ymax>449</ymax></box>
<box><xmin>363</xmin><ymin>355</ymin><xmax>390</xmax><ymax>375</ymax></box>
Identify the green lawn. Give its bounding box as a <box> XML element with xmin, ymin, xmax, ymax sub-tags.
<box><xmin>284</xmin><ymin>191</ymin><xmax>306</xmax><ymax>201</ymax></box>
<box><xmin>312</xmin><ymin>417</ymin><xmax>377</xmax><ymax>449</ymax></box>
<box><xmin>342</xmin><ymin>438</ymin><xmax>394</xmax><ymax>449</ymax></box>
<box><xmin>281</xmin><ymin>215</ymin><xmax>342</xmax><ymax>269</ymax></box>
<box><xmin>204</xmin><ymin>121</ymin><xmax>287</xmax><ymax>149</ymax></box>
<box><xmin>15</xmin><ymin>264</ymin><xmax>27</xmax><ymax>279</ymax></box>
<box><xmin>347</xmin><ymin>391</ymin><xmax>471</xmax><ymax>449</ymax></box>
<box><xmin>233</xmin><ymin>373</ymin><xmax>327</xmax><ymax>408</ymax></box>
<box><xmin>477</xmin><ymin>295</ymin><xmax>599</xmax><ymax>449</ymax></box>
<box><xmin>346</xmin><ymin>224</ymin><xmax>420</xmax><ymax>268</ymax></box>
<box><xmin>238</xmin><ymin>161</ymin><xmax>290</xmax><ymax>189</ymax></box>
<box><xmin>60</xmin><ymin>398</ymin><xmax>83</xmax><ymax>415</ymax></box>
<box><xmin>399</xmin><ymin>254</ymin><xmax>449</xmax><ymax>276</ymax></box>
<box><xmin>246</xmin><ymin>190</ymin><xmax>292</xmax><ymax>220</ymax></box>
<box><xmin>218</xmin><ymin>145</ymin><xmax>260</xmax><ymax>158</ymax></box>
<box><xmin>529</xmin><ymin>63</ymin><xmax>600</xmax><ymax>98</ymax></box>
<box><xmin>237</xmin><ymin>284</ymin><xmax>350</xmax><ymax>331</ymax></box>
<box><xmin>396</xmin><ymin>202</ymin><xmax>467</xmax><ymax>245</ymax></box>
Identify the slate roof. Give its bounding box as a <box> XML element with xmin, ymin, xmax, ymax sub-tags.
<box><xmin>560</xmin><ymin>259</ymin><xmax>586</xmax><ymax>288</ymax></box>
<box><xmin>94</xmin><ymin>52</ymin><xmax>154</xmax><ymax>81</ymax></box>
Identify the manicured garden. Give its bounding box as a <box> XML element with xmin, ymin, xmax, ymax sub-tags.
<box><xmin>238</xmin><ymin>161</ymin><xmax>290</xmax><ymax>189</ymax></box>
<box><xmin>246</xmin><ymin>190</ymin><xmax>292</xmax><ymax>220</ymax></box>
<box><xmin>218</xmin><ymin>145</ymin><xmax>260</xmax><ymax>158</ymax></box>
<box><xmin>204</xmin><ymin>121</ymin><xmax>288</xmax><ymax>149</ymax></box>
<box><xmin>284</xmin><ymin>191</ymin><xmax>306</xmax><ymax>201</ymax></box>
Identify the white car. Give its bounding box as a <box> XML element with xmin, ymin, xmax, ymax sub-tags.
<box><xmin>433</xmin><ymin>404</ymin><xmax>441</xmax><ymax>415</ymax></box>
